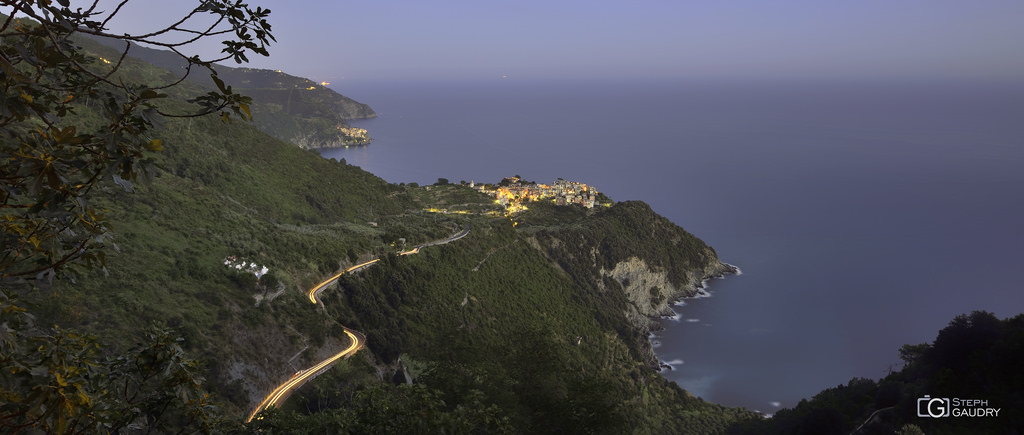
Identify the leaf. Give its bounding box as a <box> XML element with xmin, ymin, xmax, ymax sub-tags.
<box><xmin>211</xmin><ymin>74</ymin><xmax>228</xmax><ymax>94</ymax></box>
<box><xmin>146</xmin><ymin>139</ymin><xmax>162</xmax><ymax>152</ymax></box>
<box><xmin>139</xmin><ymin>89</ymin><xmax>165</xmax><ymax>100</ymax></box>
<box><xmin>44</xmin><ymin>166</ymin><xmax>61</xmax><ymax>189</ymax></box>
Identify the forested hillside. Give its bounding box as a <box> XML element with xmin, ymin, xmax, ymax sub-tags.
<box><xmin>2</xmin><ymin>7</ymin><xmax>756</xmax><ymax>433</ymax></box>
<box><xmin>730</xmin><ymin>311</ymin><xmax>1024</xmax><ymax>434</ymax></box>
<box><xmin>84</xmin><ymin>36</ymin><xmax>377</xmax><ymax>149</ymax></box>
<box><xmin>7</xmin><ymin>5</ymin><xmax>1018</xmax><ymax>434</ymax></box>
<box><xmin>30</xmin><ymin>110</ymin><xmax>758</xmax><ymax>432</ymax></box>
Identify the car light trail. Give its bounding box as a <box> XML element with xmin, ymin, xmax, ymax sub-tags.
<box><xmin>247</xmin><ymin>224</ymin><xmax>469</xmax><ymax>422</ymax></box>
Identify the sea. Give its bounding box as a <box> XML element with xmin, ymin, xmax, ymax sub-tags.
<box><xmin>319</xmin><ymin>78</ymin><xmax>1024</xmax><ymax>413</ymax></box>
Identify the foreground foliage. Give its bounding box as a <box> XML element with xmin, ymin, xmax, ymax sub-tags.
<box><xmin>2</xmin><ymin>1</ymin><xmax>273</xmax><ymax>432</ymax></box>
<box><xmin>1</xmin><ymin>0</ymin><xmax>272</xmax><ymax>282</ymax></box>
<box><xmin>731</xmin><ymin>310</ymin><xmax>1024</xmax><ymax>435</ymax></box>
<box><xmin>1</xmin><ymin>291</ymin><xmax>221</xmax><ymax>433</ymax></box>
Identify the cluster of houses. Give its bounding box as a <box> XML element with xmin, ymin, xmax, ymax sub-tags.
<box><xmin>223</xmin><ymin>256</ymin><xmax>269</xmax><ymax>279</ymax></box>
<box><xmin>473</xmin><ymin>176</ymin><xmax>600</xmax><ymax>212</ymax></box>
<box><xmin>337</xmin><ymin>126</ymin><xmax>371</xmax><ymax>144</ymax></box>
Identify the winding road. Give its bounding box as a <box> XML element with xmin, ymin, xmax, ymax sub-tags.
<box><xmin>246</xmin><ymin>223</ymin><xmax>470</xmax><ymax>422</ymax></box>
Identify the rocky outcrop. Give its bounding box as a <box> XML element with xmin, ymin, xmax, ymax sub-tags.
<box><xmin>603</xmin><ymin>256</ymin><xmax>735</xmax><ymax>331</ymax></box>
<box><xmin>603</xmin><ymin>255</ymin><xmax>734</xmax><ymax>369</ymax></box>
<box><xmin>604</xmin><ymin>257</ymin><xmax>678</xmax><ymax>319</ymax></box>
<box><xmin>527</xmin><ymin>200</ymin><xmax>736</xmax><ymax>368</ymax></box>
<box><xmin>292</xmin><ymin>127</ymin><xmax>374</xmax><ymax>150</ymax></box>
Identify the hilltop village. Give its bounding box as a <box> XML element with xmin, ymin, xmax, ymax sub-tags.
<box><xmin>337</xmin><ymin>126</ymin><xmax>373</xmax><ymax>145</ymax></box>
<box><xmin>473</xmin><ymin>176</ymin><xmax>606</xmax><ymax>213</ymax></box>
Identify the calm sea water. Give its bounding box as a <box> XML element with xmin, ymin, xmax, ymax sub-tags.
<box><xmin>320</xmin><ymin>78</ymin><xmax>1024</xmax><ymax>412</ymax></box>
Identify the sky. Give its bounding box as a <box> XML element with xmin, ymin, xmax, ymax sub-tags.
<box><xmin>86</xmin><ymin>0</ymin><xmax>1024</xmax><ymax>83</ymax></box>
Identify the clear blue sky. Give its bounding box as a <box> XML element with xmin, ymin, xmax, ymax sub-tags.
<box><xmin>102</xmin><ymin>0</ymin><xmax>1023</xmax><ymax>83</ymax></box>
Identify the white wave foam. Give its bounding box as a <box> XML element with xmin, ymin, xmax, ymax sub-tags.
<box><xmin>662</xmin><ymin>359</ymin><xmax>684</xmax><ymax>370</ymax></box>
<box><xmin>685</xmin><ymin>318</ymin><xmax>701</xmax><ymax>323</ymax></box>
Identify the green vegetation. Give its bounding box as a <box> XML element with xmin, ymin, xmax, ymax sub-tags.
<box><xmin>5</xmin><ymin>3</ymin><xmax>1021</xmax><ymax>434</ymax></box>
<box><xmin>0</xmin><ymin>300</ymin><xmax>222</xmax><ymax>433</ymax></box>
<box><xmin>112</xmin><ymin>41</ymin><xmax>376</xmax><ymax>149</ymax></box>
<box><xmin>525</xmin><ymin>200</ymin><xmax>724</xmax><ymax>289</ymax></box>
<box><xmin>2</xmin><ymin>1</ymin><xmax>274</xmax><ymax>431</ymax></box>
<box><xmin>3</xmin><ymin>4</ymin><xmax>756</xmax><ymax>433</ymax></box>
<box><xmin>730</xmin><ymin>311</ymin><xmax>1024</xmax><ymax>435</ymax></box>
<box><xmin>322</xmin><ymin>218</ymin><xmax>755</xmax><ymax>433</ymax></box>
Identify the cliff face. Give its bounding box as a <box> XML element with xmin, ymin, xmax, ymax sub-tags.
<box><xmin>602</xmin><ymin>255</ymin><xmax>732</xmax><ymax>327</ymax></box>
<box><xmin>525</xmin><ymin>201</ymin><xmax>736</xmax><ymax>367</ymax></box>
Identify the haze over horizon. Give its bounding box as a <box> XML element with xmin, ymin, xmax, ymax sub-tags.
<box><xmin>98</xmin><ymin>0</ymin><xmax>1023</xmax><ymax>84</ymax></box>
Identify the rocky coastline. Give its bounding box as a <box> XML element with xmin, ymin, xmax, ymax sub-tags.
<box><xmin>307</xmin><ymin>137</ymin><xmax>375</xmax><ymax>150</ymax></box>
<box><xmin>525</xmin><ymin>200</ymin><xmax>738</xmax><ymax>371</ymax></box>
<box><xmin>293</xmin><ymin>126</ymin><xmax>374</xmax><ymax>150</ymax></box>
<box><xmin>603</xmin><ymin>257</ymin><xmax>738</xmax><ymax>369</ymax></box>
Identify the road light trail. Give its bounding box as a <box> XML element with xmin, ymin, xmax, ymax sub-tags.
<box><xmin>307</xmin><ymin>259</ymin><xmax>380</xmax><ymax>304</ymax></box>
<box><xmin>247</xmin><ymin>328</ymin><xmax>365</xmax><ymax>422</ymax></box>
<box><xmin>247</xmin><ymin>223</ymin><xmax>469</xmax><ymax>423</ymax></box>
